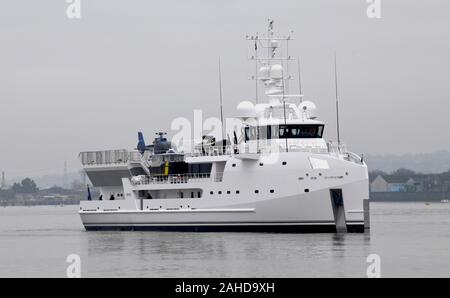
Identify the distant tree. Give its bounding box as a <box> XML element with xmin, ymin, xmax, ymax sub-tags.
<box><xmin>11</xmin><ymin>182</ymin><xmax>21</xmax><ymax>193</ymax></box>
<box><xmin>368</xmin><ymin>169</ymin><xmax>387</xmax><ymax>181</ymax></box>
<box><xmin>11</xmin><ymin>178</ymin><xmax>38</xmax><ymax>194</ymax></box>
<box><xmin>391</xmin><ymin>168</ymin><xmax>416</xmax><ymax>177</ymax></box>
<box><xmin>0</xmin><ymin>188</ymin><xmax>14</xmax><ymax>200</ymax></box>
<box><xmin>369</xmin><ymin>169</ymin><xmax>387</xmax><ymax>176</ymax></box>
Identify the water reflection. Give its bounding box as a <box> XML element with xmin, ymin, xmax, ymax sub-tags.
<box><xmin>4</xmin><ymin>204</ymin><xmax>450</xmax><ymax>277</ymax></box>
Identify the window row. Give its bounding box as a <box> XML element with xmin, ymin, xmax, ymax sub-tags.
<box><xmin>210</xmin><ymin>189</ymin><xmax>275</xmax><ymax>195</ymax></box>
<box><xmin>244</xmin><ymin>124</ymin><xmax>324</xmax><ymax>141</ymax></box>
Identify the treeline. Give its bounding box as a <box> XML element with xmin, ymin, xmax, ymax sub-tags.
<box><xmin>369</xmin><ymin>167</ymin><xmax>450</xmax><ymax>180</ymax></box>
<box><xmin>368</xmin><ymin>168</ymin><xmax>422</xmax><ymax>181</ymax></box>
<box><xmin>0</xmin><ymin>178</ymin><xmax>38</xmax><ymax>199</ymax></box>
<box><xmin>0</xmin><ymin>177</ymin><xmax>90</xmax><ymax>203</ymax></box>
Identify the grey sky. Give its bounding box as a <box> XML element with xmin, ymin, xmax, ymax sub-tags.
<box><xmin>1</xmin><ymin>0</ymin><xmax>449</xmax><ymax>178</ymax></box>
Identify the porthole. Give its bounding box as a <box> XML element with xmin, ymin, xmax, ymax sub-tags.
<box><xmin>259</xmin><ymin>163</ymin><xmax>264</xmax><ymax>166</ymax></box>
<box><xmin>305</xmin><ymin>173</ymin><xmax>309</xmax><ymax>177</ymax></box>
<box><xmin>304</xmin><ymin>189</ymin><xmax>310</xmax><ymax>193</ymax></box>
<box><xmin>270</xmin><ymin>189</ymin><xmax>274</xmax><ymax>193</ymax></box>
<box><xmin>210</xmin><ymin>191</ymin><xmax>214</xmax><ymax>195</ymax></box>
<box><xmin>227</xmin><ymin>191</ymin><xmax>231</xmax><ymax>194</ymax></box>
<box><xmin>282</xmin><ymin>161</ymin><xmax>287</xmax><ymax>165</ymax></box>
<box><xmin>218</xmin><ymin>191</ymin><xmax>222</xmax><ymax>195</ymax></box>
<box><xmin>236</xmin><ymin>190</ymin><xmax>240</xmax><ymax>194</ymax></box>
<box><xmin>255</xmin><ymin>190</ymin><xmax>259</xmax><ymax>194</ymax></box>
<box><xmin>232</xmin><ymin>163</ymin><xmax>236</xmax><ymax>167</ymax></box>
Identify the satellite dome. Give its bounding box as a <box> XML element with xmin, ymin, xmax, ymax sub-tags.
<box><xmin>270</xmin><ymin>64</ymin><xmax>283</xmax><ymax>79</ymax></box>
<box><xmin>258</xmin><ymin>66</ymin><xmax>270</xmax><ymax>80</ymax></box>
<box><xmin>236</xmin><ymin>101</ymin><xmax>256</xmax><ymax>118</ymax></box>
<box><xmin>299</xmin><ymin>101</ymin><xmax>317</xmax><ymax>119</ymax></box>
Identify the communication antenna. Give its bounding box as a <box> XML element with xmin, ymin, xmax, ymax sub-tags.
<box><xmin>218</xmin><ymin>57</ymin><xmax>225</xmax><ymax>141</ymax></box>
<box><xmin>246</xmin><ymin>19</ymin><xmax>293</xmax><ymax>102</ymax></box>
<box><xmin>254</xmin><ymin>38</ymin><xmax>259</xmax><ymax>104</ymax></box>
<box><xmin>334</xmin><ymin>52</ymin><xmax>341</xmax><ymax>146</ymax></box>
<box><xmin>281</xmin><ymin>69</ymin><xmax>288</xmax><ymax>153</ymax></box>
<box><xmin>297</xmin><ymin>56</ymin><xmax>303</xmax><ymax>103</ymax></box>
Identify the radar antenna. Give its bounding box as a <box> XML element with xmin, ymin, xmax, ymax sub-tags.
<box><xmin>218</xmin><ymin>57</ymin><xmax>225</xmax><ymax>141</ymax></box>
<box><xmin>246</xmin><ymin>19</ymin><xmax>297</xmax><ymax>103</ymax></box>
<box><xmin>334</xmin><ymin>52</ymin><xmax>341</xmax><ymax>147</ymax></box>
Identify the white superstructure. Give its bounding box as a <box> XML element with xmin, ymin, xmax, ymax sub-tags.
<box><xmin>78</xmin><ymin>21</ymin><xmax>369</xmax><ymax>232</ymax></box>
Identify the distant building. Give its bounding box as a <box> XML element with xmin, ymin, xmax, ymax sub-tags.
<box><xmin>370</xmin><ymin>175</ymin><xmax>417</xmax><ymax>192</ymax></box>
<box><xmin>370</xmin><ymin>175</ymin><xmax>388</xmax><ymax>192</ymax></box>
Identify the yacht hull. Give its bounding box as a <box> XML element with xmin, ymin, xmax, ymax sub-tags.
<box><xmin>79</xmin><ymin>179</ymin><xmax>368</xmax><ymax>233</ymax></box>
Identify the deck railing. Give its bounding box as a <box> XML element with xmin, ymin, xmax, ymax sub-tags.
<box><xmin>79</xmin><ymin>142</ymin><xmax>363</xmax><ymax>166</ymax></box>
<box><xmin>79</xmin><ymin>150</ymin><xmax>153</xmax><ymax>166</ymax></box>
<box><xmin>79</xmin><ymin>149</ymin><xmax>129</xmax><ymax>166</ymax></box>
<box><xmin>131</xmin><ymin>172</ymin><xmax>224</xmax><ymax>185</ymax></box>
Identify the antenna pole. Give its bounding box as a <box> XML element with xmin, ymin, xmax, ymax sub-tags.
<box><xmin>297</xmin><ymin>56</ymin><xmax>303</xmax><ymax>103</ymax></box>
<box><xmin>334</xmin><ymin>52</ymin><xmax>341</xmax><ymax>146</ymax></box>
<box><xmin>218</xmin><ymin>57</ymin><xmax>225</xmax><ymax>141</ymax></box>
<box><xmin>285</xmin><ymin>34</ymin><xmax>289</xmax><ymax>94</ymax></box>
<box><xmin>281</xmin><ymin>69</ymin><xmax>288</xmax><ymax>153</ymax></box>
<box><xmin>255</xmin><ymin>39</ymin><xmax>258</xmax><ymax>104</ymax></box>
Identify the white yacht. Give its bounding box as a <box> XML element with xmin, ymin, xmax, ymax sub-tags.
<box><xmin>78</xmin><ymin>21</ymin><xmax>370</xmax><ymax>233</ymax></box>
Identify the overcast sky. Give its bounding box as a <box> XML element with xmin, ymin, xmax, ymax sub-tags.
<box><xmin>1</xmin><ymin>0</ymin><xmax>449</xmax><ymax>178</ymax></box>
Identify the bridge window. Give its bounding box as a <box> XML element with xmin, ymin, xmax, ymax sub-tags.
<box><xmin>244</xmin><ymin>126</ymin><xmax>258</xmax><ymax>142</ymax></box>
<box><xmin>279</xmin><ymin>124</ymin><xmax>324</xmax><ymax>138</ymax></box>
<box><xmin>246</xmin><ymin>124</ymin><xmax>324</xmax><ymax>140</ymax></box>
<box><xmin>189</xmin><ymin>163</ymin><xmax>213</xmax><ymax>175</ymax></box>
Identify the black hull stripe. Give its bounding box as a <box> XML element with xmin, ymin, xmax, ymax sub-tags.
<box><xmin>84</xmin><ymin>224</ymin><xmax>365</xmax><ymax>233</ymax></box>
<box><xmin>83</xmin><ymin>220</ymin><xmax>342</xmax><ymax>225</ymax></box>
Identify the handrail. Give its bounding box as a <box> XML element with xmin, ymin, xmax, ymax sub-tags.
<box><xmin>79</xmin><ymin>150</ymin><xmax>153</xmax><ymax>166</ymax></box>
<box><xmin>131</xmin><ymin>172</ymin><xmax>224</xmax><ymax>185</ymax></box>
<box><xmin>79</xmin><ymin>142</ymin><xmax>362</xmax><ymax>167</ymax></box>
<box><xmin>345</xmin><ymin>151</ymin><xmax>365</xmax><ymax>165</ymax></box>
<box><xmin>79</xmin><ymin>149</ymin><xmax>129</xmax><ymax>165</ymax></box>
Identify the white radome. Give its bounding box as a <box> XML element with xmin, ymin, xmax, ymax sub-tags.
<box><xmin>299</xmin><ymin>100</ymin><xmax>317</xmax><ymax>119</ymax></box>
<box><xmin>269</xmin><ymin>64</ymin><xmax>283</xmax><ymax>79</ymax></box>
<box><xmin>236</xmin><ymin>101</ymin><xmax>256</xmax><ymax>118</ymax></box>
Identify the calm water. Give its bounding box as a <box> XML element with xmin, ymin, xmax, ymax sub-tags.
<box><xmin>0</xmin><ymin>203</ymin><xmax>449</xmax><ymax>277</ymax></box>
